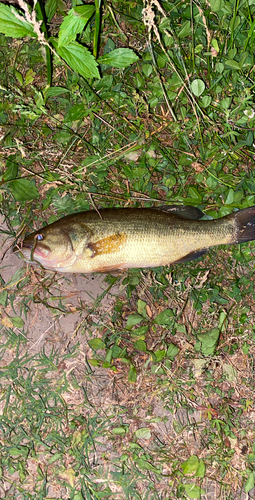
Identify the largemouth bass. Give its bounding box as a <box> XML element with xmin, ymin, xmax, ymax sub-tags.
<box><xmin>20</xmin><ymin>205</ymin><xmax>255</xmax><ymax>274</ymax></box>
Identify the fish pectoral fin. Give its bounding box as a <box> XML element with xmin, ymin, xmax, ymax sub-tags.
<box><xmin>87</xmin><ymin>233</ymin><xmax>127</xmax><ymax>257</ymax></box>
<box><xmin>173</xmin><ymin>248</ymin><xmax>208</xmax><ymax>264</ymax></box>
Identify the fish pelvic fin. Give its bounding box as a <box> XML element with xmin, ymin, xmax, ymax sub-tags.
<box><xmin>87</xmin><ymin>233</ymin><xmax>127</xmax><ymax>257</ymax></box>
<box><xmin>232</xmin><ymin>206</ymin><xmax>255</xmax><ymax>244</ymax></box>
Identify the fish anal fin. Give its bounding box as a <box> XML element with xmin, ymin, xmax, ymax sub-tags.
<box><xmin>174</xmin><ymin>248</ymin><xmax>208</xmax><ymax>264</ymax></box>
<box><xmin>88</xmin><ymin>233</ymin><xmax>127</xmax><ymax>257</ymax></box>
<box><xmin>93</xmin><ymin>263</ymin><xmax>126</xmax><ymax>273</ymax></box>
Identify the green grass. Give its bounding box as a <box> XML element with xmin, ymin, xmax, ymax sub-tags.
<box><xmin>0</xmin><ymin>0</ymin><xmax>255</xmax><ymax>498</ymax></box>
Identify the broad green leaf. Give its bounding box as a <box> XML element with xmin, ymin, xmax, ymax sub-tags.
<box><xmin>182</xmin><ymin>455</ymin><xmax>199</xmax><ymax>474</ymax></box>
<box><xmin>3</xmin><ymin>159</ymin><xmax>18</xmax><ymax>181</ymax></box>
<box><xmin>210</xmin><ymin>0</ymin><xmax>224</xmax><ymax>11</ymax></box>
<box><xmin>221</xmin><ymin>97</ymin><xmax>232</xmax><ymax>110</ymax></box>
<box><xmin>10</xmin><ymin>316</ymin><xmax>24</xmax><ymax>328</ymax></box>
<box><xmin>215</xmin><ymin>62</ymin><xmax>224</xmax><ymax>73</ymax></box>
<box><xmin>102</xmin><ymin>362</ymin><xmax>111</xmax><ymax>368</ymax></box>
<box><xmin>88</xmin><ymin>359</ymin><xmax>100</xmax><ymax>367</ymax></box>
<box><xmin>176</xmin><ymin>324</ymin><xmax>186</xmax><ymax>334</ymax></box>
<box><xmin>225</xmin><ymin>59</ymin><xmax>241</xmax><ymax>70</ymax></box>
<box><xmin>196</xmin><ymin>328</ymin><xmax>220</xmax><ymax>356</ymax></box>
<box><xmin>159</xmin><ymin>18</ymin><xmax>171</xmax><ymax>31</ymax></box>
<box><xmin>191</xmin><ymin>79</ymin><xmax>205</xmax><ymax>97</ymax></box>
<box><xmin>189</xmin><ymin>186</ymin><xmax>201</xmax><ymax>199</ymax></box>
<box><xmin>154</xmin><ymin>309</ymin><xmax>174</xmax><ymax>326</ymax></box>
<box><xmin>135</xmin><ymin>458</ymin><xmax>159</xmax><ymax>473</ymax></box>
<box><xmin>178</xmin><ymin>20</ymin><xmax>191</xmax><ymax>38</ymax></box>
<box><xmin>0</xmin><ymin>4</ymin><xmax>36</xmax><ymax>38</ymax></box>
<box><xmin>196</xmin><ymin>460</ymin><xmax>206</xmax><ymax>478</ymax></box>
<box><xmin>211</xmin><ymin>38</ymin><xmax>219</xmax><ymax>51</ymax></box>
<box><xmin>242</xmin><ymin>342</ymin><xmax>249</xmax><ymax>355</ymax></box>
<box><xmin>9</xmin><ymin>179</ymin><xmax>39</xmax><ymax>201</ymax></box>
<box><xmin>45</xmin><ymin>0</ymin><xmax>58</xmax><ymax>22</ymax></box>
<box><xmin>9</xmin><ymin>446</ymin><xmax>29</xmax><ymax>457</ymax></box>
<box><xmin>126</xmin><ymin>313</ymin><xmax>144</xmax><ymax>329</ymax></box>
<box><xmin>225</xmin><ymin>188</ymin><xmax>234</xmax><ymax>205</ymax></box>
<box><xmin>15</xmin><ymin>69</ymin><xmax>23</xmax><ymax>84</ymax></box>
<box><xmin>88</xmin><ymin>338</ymin><xmax>105</xmax><ymax>350</ymax></box>
<box><xmin>182</xmin><ymin>456</ymin><xmax>205</xmax><ymax>479</ymax></box>
<box><xmin>54</xmin><ymin>130</ymin><xmax>72</xmax><ymax>144</ymax></box>
<box><xmin>228</xmin><ymin>48</ymin><xmax>237</xmax><ymax>59</ymax></box>
<box><xmin>137</xmin><ymin>299</ymin><xmax>148</xmax><ymax>318</ymax></box>
<box><xmin>57</xmin><ymin>41</ymin><xmax>100</xmax><ymax>79</ymax></box>
<box><xmin>245</xmin><ymin>472</ymin><xmax>254</xmax><ymax>493</ymax></box>
<box><xmin>128</xmin><ymin>364</ymin><xmax>137</xmax><ymax>383</ymax></box>
<box><xmin>166</xmin><ymin>343</ymin><xmax>179</xmax><ymax>359</ymax></box>
<box><xmin>105</xmin><ymin>348</ymin><xmax>112</xmax><ymax>364</ymax></box>
<box><xmin>73</xmin><ymin>5</ymin><xmax>95</xmax><ymax>19</ymax></box>
<box><xmin>25</xmin><ymin>69</ymin><xmax>36</xmax><ymax>86</ymax></box>
<box><xmin>112</xmin><ymin>426</ymin><xmax>126</xmax><ymax>435</ymax></box>
<box><xmin>0</xmin><ymin>291</ymin><xmax>7</xmax><ymax>307</ymax></box>
<box><xmin>201</xmin><ymin>95</ymin><xmax>211</xmax><ymax>108</ymax></box>
<box><xmin>183</xmin><ymin>483</ymin><xmax>205</xmax><ymax>499</ymax></box>
<box><xmin>81</xmin><ymin>155</ymin><xmax>99</xmax><ymax>167</ymax></box>
<box><xmin>97</xmin><ymin>48</ymin><xmax>139</xmax><ymax>69</ymax></box>
<box><xmin>153</xmin><ymin>349</ymin><xmax>166</xmax><ymax>362</ymax></box>
<box><xmin>194</xmin><ymin>44</ymin><xmax>203</xmax><ymax>54</ymax></box>
<box><xmin>73</xmin><ymin>493</ymin><xmax>84</xmax><ymax>500</ymax></box>
<box><xmin>151</xmin><ymin>363</ymin><xmax>165</xmax><ymax>375</ymax></box>
<box><xmin>131</xmin><ymin>325</ymin><xmax>149</xmax><ymax>337</ymax></box>
<box><xmin>134</xmin><ymin>339</ymin><xmax>147</xmax><ymax>352</ymax></box>
<box><xmin>64</xmin><ymin>103</ymin><xmax>86</xmax><ymax>122</ymax></box>
<box><xmin>246</xmin><ymin>131</ymin><xmax>254</xmax><ymax>147</ymax></box>
<box><xmin>111</xmin><ymin>345</ymin><xmax>124</xmax><ymax>358</ymax></box>
<box><xmin>229</xmin><ymin>15</ymin><xmax>240</xmax><ymax>32</ymax></box>
<box><xmin>45</xmin><ymin>87</ymin><xmax>70</xmax><ymax>98</ymax></box>
<box><xmin>142</xmin><ymin>64</ymin><xmax>153</xmax><ymax>77</ymax></box>
<box><xmin>58</xmin><ymin>6</ymin><xmax>95</xmax><ymax>47</ymax></box>
<box><xmin>135</xmin><ymin>428</ymin><xmax>151</xmax><ymax>439</ymax></box>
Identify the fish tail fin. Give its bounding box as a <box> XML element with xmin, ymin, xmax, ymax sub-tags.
<box><xmin>233</xmin><ymin>206</ymin><xmax>255</xmax><ymax>244</ymax></box>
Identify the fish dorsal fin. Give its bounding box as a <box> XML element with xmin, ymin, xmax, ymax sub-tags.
<box><xmin>158</xmin><ymin>205</ymin><xmax>204</xmax><ymax>220</ymax></box>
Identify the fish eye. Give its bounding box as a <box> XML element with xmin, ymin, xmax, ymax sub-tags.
<box><xmin>35</xmin><ymin>233</ymin><xmax>44</xmax><ymax>241</ymax></box>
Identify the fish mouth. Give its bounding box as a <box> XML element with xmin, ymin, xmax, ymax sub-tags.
<box><xmin>21</xmin><ymin>241</ymin><xmax>51</xmax><ymax>260</ymax></box>
<box><xmin>21</xmin><ymin>241</ymin><xmax>77</xmax><ymax>270</ymax></box>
